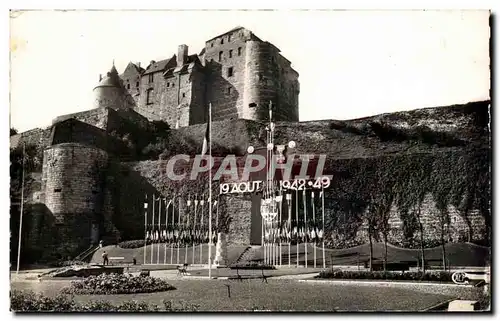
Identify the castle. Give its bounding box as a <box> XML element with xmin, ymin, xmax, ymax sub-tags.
<box><xmin>92</xmin><ymin>26</ymin><xmax>299</xmax><ymax>128</ymax></box>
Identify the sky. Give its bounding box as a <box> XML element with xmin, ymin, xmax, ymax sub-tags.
<box><xmin>9</xmin><ymin>9</ymin><xmax>490</xmax><ymax>132</ymax></box>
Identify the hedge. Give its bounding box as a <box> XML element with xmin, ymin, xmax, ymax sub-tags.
<box><xmin>316</xmin><ymin>269</ymin><xmax>453</xmax><ymax>282</ymax></box>
<box><xmin>11</xmin><ymin>290</ymin><xmax>199</xmax><ymax>312</ymax></box>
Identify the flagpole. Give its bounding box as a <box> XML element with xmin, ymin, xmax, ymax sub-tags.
<box><xmin>177</xmin><ymin>196</ymin><xmax>181</xmax><ymax>264</ymax></box>
<box><xmin>164</xmin><ymin>198</ymin><xmax>167</xmax><ymax>265</ymax></box>
<box><xmin>208</xmin><ymin>102</ymin><xmax>213</xmax><ymax>278</ymax></box>
<box><xmin>170</xmin><ymin>197</ymin><xmax>174</xmax><ymax>265</ymax></box>
<box><xmin>312</xmin><ymin>191</ymin><xmax>316</xmax><ymax>268</ymax></box>
<box><xmin>144</xmin><ymin>194</ymin><xmax>148</xmax><ymax>265</ymax></box>
<box><xmin>303</xmin><ymin>189</ymin><xmax>308</xmax><ymax>269</ymax></box>
<box><xmin>200</xmin><ymin>200</ymin><xmax>204</xmax><ymax>265</ymax></box>
<box><xmin>16</xmin><ymin>143</ymin><xmax>25</xmax><ymax>274</ymax></box>
<box><xmin>279</xmin><ymin>186</ymin><xmax>282</xmax><ymax>267</ymax></box>
<box><xmin>287</xmin><ymin>194</ymin><xmax>291</xmax><ymax>267</ymax></box>
<box><xmin>296</xmin><ymin>188</ymin><xmax>299</xmax><ymax>268</ymax></box>
<box><xmin>151</xmin><ymin>194</ymin><xmax>155</xmax><ymax>265</ymax></box>
<box><xmin>322</xmin><ymin>187</ymin><xmax>326</xmax><ymax>269</ymax></box>
<box><xmin>185</xmin><ymin>195</ymin><xmax>190</xmax><ymax>264</ymax></box>
<box><xmin>193</xmin><ymin>197</ymin><xmax>197</xmax><ymax>265</ymax></box>
<box><xmin>157</xmin><ymin>196</ymin><xmax>161</xmax><ymax>264</ymax></box>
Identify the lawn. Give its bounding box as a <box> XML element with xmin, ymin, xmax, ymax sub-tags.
<box><xmin>11</xmin><ymin>278</ymin><xmax>466</xmax><ymax>312</ymax></box>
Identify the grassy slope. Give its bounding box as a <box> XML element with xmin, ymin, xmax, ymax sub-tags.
<box><xmin>91</xmin><ymin>242</ymin><xmax>488</xmax><ymax>268</ymax></box>
<box><xmin>171</xmin><ymin>100</ymin><xmax>489</xmax><ymax>159</ymax></box>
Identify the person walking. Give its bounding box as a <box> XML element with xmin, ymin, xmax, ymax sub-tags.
<box><xmin>102</xmin><ymin>251</ymin><xmax>109</xmax><ymax>266</ymax></box>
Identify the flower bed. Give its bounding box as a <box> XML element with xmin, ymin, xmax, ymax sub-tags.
<box><xmin>61</xmin><ymin>273</ymin><xmax>176</xmax><ymax>295</ymax></box>
<box><xmin>11</xmin><ymin>290</ymin><xmax>198</xmax><ymax>312</ymax></box>
<box><xmin>315</xmin><ymin>269</ymin><xmax>453</xmax><ymax>282</ymax></box>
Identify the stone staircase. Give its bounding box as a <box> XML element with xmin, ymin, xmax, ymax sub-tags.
<box><xmin>232</xmin><ymin>246</ymin><xmax>263</xmax><ymax>265</ymax></box>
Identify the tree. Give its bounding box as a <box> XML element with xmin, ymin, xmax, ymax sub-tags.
<box><xmin>366</xmin><ymin>198</ymin><xmax>378</xmax><ymax>272</ymax></box>
<box><xmin>10</xmin><ymin>128</ymin><xmax>18</xmax><ymax>136</ymax></box>
<box><xmin>373</xmin><ymin>192</ymin><xmax>394</xmax><ymax>272</ymax></box>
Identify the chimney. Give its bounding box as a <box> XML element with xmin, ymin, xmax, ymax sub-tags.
<box><xmin>99</xmin><ymin>74</ymin><xmax>102</xmax><ymax>81</ymax></box>
<box><xmin>177</xmin><ymin>44</ymin><xmax>188</xmax><ymax>66</ymax></box>
<box><xmin>136</xmin><ymin>62</ymin><xmax>141</xmax><ymax>68</ymax></box>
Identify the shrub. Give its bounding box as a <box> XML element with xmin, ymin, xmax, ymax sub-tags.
<box><xmin>11</xmin><ymin>291</ymin><xmax>199</xmax><ymax>312</ymax></box>
<box><xmin>10</xmin><ymin>290</ymin><xmax>76</xmax><ymax>312</ymax></box>
<box><xmin>52</xmin><ymin>260</ymin><xmax>86</xmax><ymax>267</ymax></box>
<box><xmin>61</xmin><ymin>273</ymin><xmax>176</xmax><ymax>295</ymax></box>
<box><xmin>118</xmin><ymin>240</ymin><xmax>146</xmax><ymax>249</ymax></box>
<box><xmin>316</xmin><ymin>270</ymin><xmax>453</xmax><ymax>282</ymax></box>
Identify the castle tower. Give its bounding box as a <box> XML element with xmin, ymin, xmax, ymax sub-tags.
<box><xmin>42</xmin><ymin>143</ymin><xmax>109</xmax><ymax>257</ymax></box>
<box><xmin>93</xmin><ymin>64</ymin><xmax>131</xmax><ymax>110</ymax></box>
<box><xmin>242</xmin><ymin>40</ymin><xmax>279</xmax><ymax>120</ymax></box>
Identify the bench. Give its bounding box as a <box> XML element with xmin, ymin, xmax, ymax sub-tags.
<box><xmin>229</xmin><ymin>267</ymin><xmax>268</xmax><ymax>283</ymax></box>
<box><xmin>108</xmin><ymin>257</ymin><xmax>125</xmax><ymax>265</ymax></box>
<box><xmin>177</xmin><ymin>263</ymin><xmax>189</xmax><ymax>276</ymax></box>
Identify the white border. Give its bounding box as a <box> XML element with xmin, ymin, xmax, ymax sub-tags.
<box><xmin>2</xmin><ymin>1</ymin><xmax>497</xmax><ymax>320</ymax></box>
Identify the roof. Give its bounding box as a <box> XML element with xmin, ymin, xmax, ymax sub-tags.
<box><xmin>94</xmin><ymin>65</ymin><xmax>122</xmax><ymax>89</ymax></box>
<box><xmin>143</xmin><ymin>56</ymin><xmax>176</xmax><ymax>75</ymax></box>
<box><xmin>164</xmin><ymin>55</ymin><xmax>201</xmax><ymax>77</ymax></box>
<box><xmin>206</xmin><ymin>26</ymin><xmax>245</xmax><ymax>43</ymax></box>
<box><xmin>120</xmin><ymin>62</ymin><xmax>144</xmax><ymax>77</ymax></box>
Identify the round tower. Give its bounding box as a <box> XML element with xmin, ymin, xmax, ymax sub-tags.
<box><xmin>42</xmin><ymin>143</ymin><xmax>109</xmax><ymax>257</ymax></box>
<box><xmin>93</xmin><ymin>64</ymin><xmax>126</xmax><ymax>109</ymax></box>
<box><xmin>243</xmin><ymin>40</ymin><xmax>278</xmax><ymax>120</ymax></box>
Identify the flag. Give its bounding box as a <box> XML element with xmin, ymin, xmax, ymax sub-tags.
<box><xmin>201</xmin><ymin>117</ymin><xmax>210</xmax><ymax>156</ymax></box>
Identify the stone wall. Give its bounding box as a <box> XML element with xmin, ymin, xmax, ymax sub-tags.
<box><xmin>204</xmin><ymin>28</ymin><xmax>248</xmax><ymax>121</ymax></box>
<box><xmin>188</xmin><ymin>67</ymin><xmax>207</xmax><ymax>126</ymax></box>
<box><xmin>220</xmin><ymin>194</ymin><xmax>253</xmax><ymax>245</ymax></box>
<box><xmin>52</xmin><ymin>107</ymin><xmax>111</xmax><ymax>131</ymax></box>
<box><xmin>350</xmin><ymin>193</ymin><xmax>488</xmax><ymax>248</ymax></box>
<box><xmin>41</xmin><ymin>143</ymin><xmax>112</xmax><ymax>257</ymax></box>
<box><xmin>137</xmin><ymin>59</ymin><xmax>177</xmax><ymax>123</ymax></box>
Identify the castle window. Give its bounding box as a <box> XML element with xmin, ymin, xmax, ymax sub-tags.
<box><xmin>148</xmin><ymin>73</ymin><xmax>154</xmax><ymax>83</ymax></box>
<box><xmin>146</xmin><ymin>88</ymin><xmax>154</xmax><ymax>105</ymax></box>
<box><xmin>220</xmin><ymin>38</ymin><xmax>224</xmax><ymax>45</ymax></box>
<box><xmin>227</xmin><ymin>87</ymin><xmax>232</xmax><ymax>95</ymax></box>
<box><xmin>167</xmin><ymin>82</ymin><xmax>170</xmax><ymax>88</ymax></box>
<box><xmin>229</xmin><ymin>50</ymin><xmax>233</xmax><ymax>58</ymax></box>
<box><xmin>219</xmin><ymin>51</ymin><xmax>223</xmax><ymax>62</ymax></box>
<box><xmin>54</xmin><ymin>188</ymin><xmax>61</xmax><ymax>193</ymax></box>
<box><xmin>211</xmin><ymin>42</ymin><xmax>214</xmax><ymax>48</ymax></box>
<box><xmin>238</xmin><ymin>47</ymin><xmax>242</xmax><ymax>56</ymax></box>
<box><xmin>136</xmin><ymin>82</ymin><xmax>139</xmax><ymax>87</ymax></box>
<box><xmin>127</xmin><ymin>83</ymin><xmax>130</xmax><ymax>89</ymax></box>
<box><xmin>227</xmin><ymin>67</ymin><xmax>234</xmax><ymax>77</ymax></box>
<box><xmin>228</xmin><ymin>34</ymin><xmax>232</xmax><ymax>42</ymax></box>
<box><xmin>172</xmin><ymin>83</ymin><xmax>175</xmax><ymax>87</ymax></box>
<box><xmin>182</xmin><ymin>93</ymin><xmax>186</xmax><ymax>98</ymax></box>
